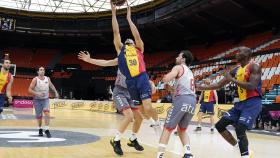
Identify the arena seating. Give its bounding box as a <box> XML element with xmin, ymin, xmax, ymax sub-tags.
<box><xmin>1</xmin><ymin>48</ymin><xmax>59</xmax><ymax>68</ymax></box>
<box><xmin>207</xmin><ymin>32</ymin><xmax>273</xmax><ymax>60</ymax></box>
<box><xmin>12</xmin><ymin>77</ymin><xmax>32</xmax><ymax>97</ymax></box>
<box><xmin>29</xmin><ymin>49</ymin><xmax>59</xmax><ymax>68</ymax></box>
<box><xmin>151</xmin><ymin>35</ymin><xmax>280</xmax><ymax>103</ymax></box>
<box><xmin>5</xmin><ymin>31</ymin><xmax>280</xmax><ymax>104</ymax></box>
<box><xmin>3</xmin><ymin>48</ymin><xmax>33</xmax><ymax>68</ymax></box>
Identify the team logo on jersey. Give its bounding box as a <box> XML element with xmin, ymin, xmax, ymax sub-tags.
<box><xmin>0</xmin><ymin>129</ymin><xmax>100</xmax><ymax>147</ymax></box>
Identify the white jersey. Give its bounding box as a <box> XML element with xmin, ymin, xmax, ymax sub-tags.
<box><xmin>34</xmin><ymin>76</ymin><xmax>49</xmax><ymax>99</ymax></box>
<box><xmin>173</xmin><ymin>64</ymin><xmax>196</xmax><ymax>97</ymax></box>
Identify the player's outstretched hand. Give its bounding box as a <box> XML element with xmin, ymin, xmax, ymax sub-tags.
<box><xmin>78</xmin><ymin>51</ymin><xmax>90</xmax><ymax>63</ymax></box>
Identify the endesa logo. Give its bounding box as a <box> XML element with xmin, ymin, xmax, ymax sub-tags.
<box><xmin>14</xmin><ymin>100</ymin><xmax>33</xmax><ymax>105</ymax></box>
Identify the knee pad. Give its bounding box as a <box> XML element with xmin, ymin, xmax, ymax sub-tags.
<box><xmin>215</xmin><ymin>118</ymin><xmax>229</xmax><ymax>133</ymax></box>
<box><xmin>235</xmin><ymin>123</ymin><xmax>247</xmax><ymax>139</ymax></box>
<box><xmin>235</xmin><ymin>123</ymin><xmax>249</xmax><ymax>155</ymax></box>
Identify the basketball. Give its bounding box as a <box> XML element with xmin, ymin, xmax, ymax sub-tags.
<box><xmin>111</xmin><ymin>0</ymin><xmax>126</xmax><ymax>6</ymax></box>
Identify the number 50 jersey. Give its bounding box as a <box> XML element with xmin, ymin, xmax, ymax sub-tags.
<box><xmin>118</xmin><ymin>45</ymin><xmax>146</xmax><ymax>79</ymax></box>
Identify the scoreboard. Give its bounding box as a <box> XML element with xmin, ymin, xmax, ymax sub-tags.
<box><xmin>0</xmin><ymin>17</ymin><xmax>16</xmax><ymax>31</ymax></box>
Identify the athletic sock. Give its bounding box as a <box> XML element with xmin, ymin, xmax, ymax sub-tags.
<box><xmin>44</xmin><ymin>126</ymin><xmax>49</xmax><ymax>130</ymax></box>
<box><xmin>130</xmin><ymin>133</ymin><xmax>137</xmax><ymax>141</ymax></box>
<box><xmin>114</xmin><ymin>131</ymin><xmax>121</xmax><ymax>141</ymax></box>
<box><xmin>157</xmin><ymin>152</ymin><xmax>164</xmax><ymax>158</ymax></box>
<box><xmin>184</xmin><ymin>144</ymin><xmax>191</xmax><ymax>154</ymax></box>
<box><xmin>157</xmin><ymin>144</ymin><xmax>166</xmax><ymax>158</ymax></box>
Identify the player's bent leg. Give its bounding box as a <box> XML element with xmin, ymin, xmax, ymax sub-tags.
<box><xmin>138</xmin><ymin>74</ymin><xmax>159</xmax><ymax>123</ymax></box>
<box><xmin>235</xmin><ymin>123</ymin><xmax>249</xmax><ymax>157</ymax></box>
<box><xmin>128</xmin><ymin>108</ymin><xmax>144</xmax><ymax>151</ymax></box>
<box><xmin>132</xmin><ymin>108</ymin><xmax>143</xmax><ymax>133</ymax></box>
<box><xmin>119</xmin><ymin>108</ymin><xmax>134</xmax><ymax>133</ymax></box>
<box><xmin>215</xmin><ymin>117</ymin><xmax>238</xmax><ymax>146</ymax></box>
<box><xmin>139</xmin><ymin>105</ymin><xmax>150</xmax><ymax>120</ymax></box>
<box><xmin>142</xmin><ymin>98</ymin><xmax>159</xmax><ymax>124</ymax></box>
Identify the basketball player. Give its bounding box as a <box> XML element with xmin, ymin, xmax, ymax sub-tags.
<box><xmin>28</xmin><ymin>67</ymin><xmax>59</xmax><ymax>138</ymax></box>
<box><xmin>111</xmin><ymin>3</ymin><xmax>159</xmax><ymax>127</ymax></box>
<box><xmin>157</xmin><ymin>50</ymin><xmax>196</xmax><ymax>158</ymax></box>
<box><xmin>196</xmin><ymin>47</ymin><xmax>262</xmax><ymax>158</ymax></box>
<box><xmin>0</xmin><ymin>56</ymin><xmax>14</xmax><ymax>114</ymax></box>
<box><xmin>78</xmin><ymin>52</ymin><xmax>145</xmax><ymax>156</ymax></box>
<box><xmin>195</xmin><ymin>79</ymin><xmax>218</xmax><ymax>133</ymax></box>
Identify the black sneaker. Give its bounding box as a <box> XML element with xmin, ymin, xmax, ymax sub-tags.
<box><xmin>158</xmin><ymin>152</ymin><xmax>164</xmax><ymax>158</ymax></box>
<box><xmin>211</xmin><ymin>128</ymin><xmax>214</xmax><ymax>133</ymax></box>
<box><xmin>110</xmin><ymin>139</ymin><xmax>123</xmax><ymax>155</ymax></box>
<box><xmin>183</xmin><ymin>153</ymin><xmax>193</xmax><ymax>158</ymax></box>
<box><xmin>127</xmin><ymin>138</ymin><xmax>144</xmax><ymax>151</ymax></box>
<box><xmin>194</xmin><ymin>127</ymin><xmax>202</xmax><ymax>132</ymax></box>
<box><xmin>39</xmin><ymin>129</ymin><xmax>43</xmax><ymax>136</ymax></box>
<box><xmin>150</xmin><ymin>124</ymin><xmax>160</xmax><ymax>128</ymax></box>
<box><xmin>45</xmin><ymin>130</ymin><xmax>52</xmax><ymax>138</ymax></box>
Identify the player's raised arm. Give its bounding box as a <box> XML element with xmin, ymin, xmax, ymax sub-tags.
<box><xmin>162</xmin><ymin>65</ymin><xmax>181</xmax><ymax>83</ymax></box>
<box><xmin>78</xmin><ymin>51</ymin><xmax>118</xmax><ymax>67</ymax></box>
<box><xmin>111</xmin><ymin>2</ymin><xmax>123</xmax><ymax>54</ymax></box>
<box><xmin>126</xmin><ymin>5</ymin><xmax>144</xmax><ymax>52</ymax></box>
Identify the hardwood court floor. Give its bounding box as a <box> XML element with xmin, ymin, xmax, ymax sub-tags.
<box><xmin>0</xmin><ymin>108</ymin><xmax>279</xmax><ymax>158</ymax></box>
